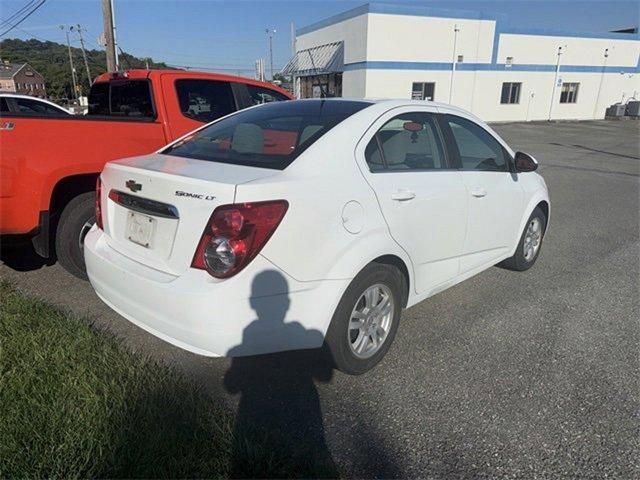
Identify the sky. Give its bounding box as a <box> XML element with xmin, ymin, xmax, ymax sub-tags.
<box><xmin>1</xmin><ymin>0</ymin><xmax>638</xmax><ymax>75</ymax></box>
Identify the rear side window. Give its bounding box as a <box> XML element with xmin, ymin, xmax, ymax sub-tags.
<box><xmin>246</xmin><ymin>85</ymin><xmax>290</xmax><ymax>105</ymax></box>
<box><xmin>365</xmin><ymin>112</ymin><xmax>446</xmax><ymax>172</ymax></box>
<box><xmin>88</xmin><ymin>80</ymin><xmax>154</xmax><ymax>118</ymax></box>
<box><xmin>176</xmin><ymin>79</ymin><xmax>236</xmax><ymax>122</ymax></box>
<box><xmin>163</xmin><ymin>100</ymin><xmax>371</xmax><ymax>170</ymax></box>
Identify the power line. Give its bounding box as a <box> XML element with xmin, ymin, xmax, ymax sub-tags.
<box><xmin>0</xmin><ymin>0</ymin><xmax>47</xmax><ymax>37</ymax></box>
<box><xmin>0</xmin><ymin>0</ymin><xmax>38</xmax><ymax>27</ymax></box>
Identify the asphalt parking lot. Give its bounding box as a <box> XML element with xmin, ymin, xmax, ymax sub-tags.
<box><xmin>2</xmin><ymin>120</ymin><xmax>638</xmax><ymax>478</ymax></box>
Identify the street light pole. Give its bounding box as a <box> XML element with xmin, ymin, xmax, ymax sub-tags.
<box><xmin>448</xmin><ymin>24</ymin><xmax>459</xmax><ymax>104</ymax></box>
<box><xmin>266</xmin><ymin>28</ymin><xmax>276</xmax><ymax>81</ymax></box>
<box><xmin>593</xmin><ymin>48</ymin><xmax>609</xmax><ymax>119</ymax></box>
<box><xmin>548</xmin><ymin>45</ymin><xmax>565</xmax><ymax>121</ymax></box>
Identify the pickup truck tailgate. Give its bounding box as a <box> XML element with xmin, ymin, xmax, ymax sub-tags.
<box><xmin>100</xmin><ymin>153</ymin><xmax>277</xmax><ymax>275</ymax></box>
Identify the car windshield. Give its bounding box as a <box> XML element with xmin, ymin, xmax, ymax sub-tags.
<box><xmin>162</xmin><ymin>100</ymin><xmax>371</xmax><ymax>170</ymax></box>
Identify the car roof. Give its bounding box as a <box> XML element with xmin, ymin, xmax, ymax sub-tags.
<box><xmin>283</xmin><ymin>98</ymin><xmax>479</xmax><ymax>122</ymax></box>
<box><xmin>0</xmin><ymin>93</ymin><xmax>69</xmax><ymax>109</ymax></box>
<box><xmin>0</xmin><ymin>93</ymin><xmax>50</xmax><ymax>100</ymax></box>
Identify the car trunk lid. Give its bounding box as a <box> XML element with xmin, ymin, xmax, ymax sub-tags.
<box><xmin>100</xmin><ymin>153</ymin><xmax>278</xmax><ymax>275</ymax></box>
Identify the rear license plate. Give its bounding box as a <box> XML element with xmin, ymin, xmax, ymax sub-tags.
<box><xmin>126</xmin><ymin>211</ymin><xmax>155</xmax><ymax>248</ymax></box>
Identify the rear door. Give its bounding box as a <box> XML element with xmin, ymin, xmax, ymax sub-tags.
<box><xmin>439</xmin><ymin>113</ymin><xmax>524</xmax><ymax>272</ymax></box>
<box><xmin>356</xmin><ymin>107</ymin><xmax>468</xmax><ymax>295</ymax></box>
<box><xmin>160</xmin><ymin>74</ymin><xmax>238</xmax><ymax>139</ymax></box>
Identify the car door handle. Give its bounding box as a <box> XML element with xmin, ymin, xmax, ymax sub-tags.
<box><xmin>470</xmin><ymin>187</ymin><xmax>487</xmax><ymax>198</ymax></box>
<box><xmin>391</xmin><ymin>190</ymin><xmax>416</xmax><ymax>201</ymax></box>
<box><xmin>0</xmin><ymin>122</ymin><xmax>15</xmax><ymax>131</ymax></box>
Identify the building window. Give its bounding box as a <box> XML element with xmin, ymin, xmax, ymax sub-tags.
<box><xmin>560</xmin><ymin>82</ymin><xmax>579</xmax><ymax>103</ymax></box>
<box><xmin>457</xmin><ymin>55</ymin><xmax>464</xmax><ymax>63</ymax></box>
<box><xmin>411</xmin><ymin>82</ymin><xmax>435</xmax><ymax>101</ymax></box>
<box><xmin>505</xmin><ymin>56</ymin><xmax>514</xmax><ymax>67</ymax></box>
<box><xmin>500</xmin><ymin>82</ymin><xmax>521</xmax><ymax>104</ymax></box>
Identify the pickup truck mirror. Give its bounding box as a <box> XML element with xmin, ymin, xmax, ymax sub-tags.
<box><xmin>514</xmin><ymin>151</ymin><xmax>538</xmax><ymax>173</ymax></box>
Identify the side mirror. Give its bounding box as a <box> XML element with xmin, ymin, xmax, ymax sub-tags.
<box><xmin>514</xmin><ymin>151</ymin><xmax>538</xmax><ymax>172</ymax></box>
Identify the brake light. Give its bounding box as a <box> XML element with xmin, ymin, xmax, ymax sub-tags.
<box><xmin>95</xmin><ymin>177</ymin><xmax>103</xmax><ymax>230</ymax></box>
<box><xmin>191</xmin><ymin>200</ymin><xmax>289</xmax><ymax>278</ymax></box>
<box><xmin>108</xmin><ymin>71</ymin><xmax>129</xmax><ymax>80</ymax></box>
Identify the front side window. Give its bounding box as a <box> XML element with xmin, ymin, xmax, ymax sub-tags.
<box><xmin>411</xmin><ymin>82</ymin><xmax>435</xmax><ymax>101</ymax></box>
<box><xmin>163</xmin><ymin>100</ymin><xmax>371</xmax><ymax>170</ymax></box>
<box><xmin>365</xmin><ymin>112</ymin><xmax>446</xmax><ymax>172</ymax></box>
<box><xmin>88</xmin><ymin>80</ymin><xmax>154</xmax><ymax>117</ymax></box>
<box><xmin>246</xmin><ymin>85</ymin><xmax>289</xmax><ymax>105</ymax></box>
<box><xmin>560</xmin><ymin>82</ymin><xmax>579</xmax><ymax>103</ymax></box>
<box><xmin>445</xmin><ymin>115</ymin><xmax>508</xmax><ymax>172</ymax></box>
<box><xmin>0</xmin><ymin>97</ymin><xmax>9</xmax><ymax>113</ymax></box>
<box><xmin>500</xmin><ymin>82</ymin><xmax>521</xmax><ymax>104</ymax></box>
<box><xmin>176</xmin><ymin>79</ymin><xmax>236</xmax><ymax>122</ymax></box>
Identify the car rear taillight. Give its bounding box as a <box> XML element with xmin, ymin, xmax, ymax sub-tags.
<box><xmin>191</xmin><ymin>200</ymin><xmax>289</xmax><ymax>278</ymax></box>
<box><xmin>95</xmin><ymin>177</ymin><xmax>103</xmax><ymax>230</ymax></box>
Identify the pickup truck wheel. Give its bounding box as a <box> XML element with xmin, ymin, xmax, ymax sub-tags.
<box><xmin>55</xmin><ymin>192</ymin><xmax>95</xmax><ymax>280</ymax></box>
<box><xmin>325</xmin><ymin>263</ymin><xmax>403</xmax><ymax>375</ymax></box>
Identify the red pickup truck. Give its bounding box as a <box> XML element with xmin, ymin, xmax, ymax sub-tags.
<box><xmin>0</xmin><ymin>69</ymin><xmax>291</xmax><ymax>278</ymax></box>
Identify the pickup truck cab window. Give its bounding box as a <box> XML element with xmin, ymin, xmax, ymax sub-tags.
<box><xmin>246</xmin><ymin>85</ymin><xmax>290</xmax><ymax>105</ymax></box>
<box><xmin>88</xmin><ymin>80</ymin><xmax>155</xmax><ymax>118</ymax></box>
<box><xmin>175</xmin><ymin>79</ymin><xmax>236</xmax><ymax>122</ymax></box>
<box><xmin>365</xmin><ymin>112</ymin><xmax>447</xmax><ymax>172</ymax></box>
<box><xmin>444</xmin><ymin>114</ymin><xmax>508</xmax><ymax>172</ymax></box>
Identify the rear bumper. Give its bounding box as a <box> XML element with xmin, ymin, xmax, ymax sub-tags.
<box><xmin>84</xmin><ymin>227</ymin><xmax>348</xmax><ymax>357</ymax></box>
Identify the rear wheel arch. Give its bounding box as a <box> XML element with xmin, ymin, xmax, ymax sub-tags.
<box><xmin>371</xmin><ymin>254</ymin><xmax>411</xmax><ymax>307</ymax></box>
<box><xmin>49</xmin><ymin>173</ymin><xmax>100</xmax><ymax>216</ymax></box>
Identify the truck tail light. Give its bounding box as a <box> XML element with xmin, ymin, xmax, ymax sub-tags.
<box><xmin>191</xmin><ymin>200</ymin><xmax>288</xmax><ymax>278</ymax></box>
<box><xmin>95</xmin><ymin>177</ymin><xmax>103</xmax><ymax>230</ymax></box>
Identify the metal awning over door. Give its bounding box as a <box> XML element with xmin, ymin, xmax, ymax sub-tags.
<box><xmin>281</xmin><ymin>42</ymin><xmax>344</xmax><ymax>77</ymax></box>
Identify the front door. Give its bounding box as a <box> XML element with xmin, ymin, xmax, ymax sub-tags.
<box><xmin>439</xmin><ymin>113</ymin><xmax>524</xmax><ymax>272</ymax></box>
<box><xmin>356</xmin><ymin>108</ymin><xmax>468</xmax><ymax>295</ymax></box>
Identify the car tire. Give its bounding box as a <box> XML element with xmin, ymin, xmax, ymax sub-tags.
<box><xmin>55</xmin><ymin>192</ymin><xmax>95</xmax><ymax>280</ymax></box>
<box><xmin>499</xmin><ymin>206</ymin><xmax>546</xmax><ymax>272</ymax></box>
<box><xmin>325</xmin><ymin>263</ymin><xmax>404</xmax><ymax>375</ymax></box>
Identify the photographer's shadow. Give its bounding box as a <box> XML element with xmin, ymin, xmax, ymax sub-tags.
<box><xmin>224</xmin><ymin>270</ymin><xmax>337</xmax><ymax>478</ymax></box>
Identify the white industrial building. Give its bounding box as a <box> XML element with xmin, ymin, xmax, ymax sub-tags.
<box><xmin>283</xmin><ymin>2</ymin><xmax>640</xmax><ymax>121</ymax></box>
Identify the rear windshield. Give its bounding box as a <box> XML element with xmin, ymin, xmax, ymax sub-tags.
<box><xmin>162</xmin><ymin>100</ymin><xmax>371</xmax><ymax>170</ymax></box>
<box><xmin>88</xmin><ymin>80</ymin><xmax>154</xmax><ymax>118</ymax></box>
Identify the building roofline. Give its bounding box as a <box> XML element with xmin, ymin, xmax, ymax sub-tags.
<box><xmin>296</xmin><ymin>1</ymin><xmax>640</xmax><ymax>41</ymax></box>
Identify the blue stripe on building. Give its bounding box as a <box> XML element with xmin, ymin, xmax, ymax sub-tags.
<box><xmin>343</xmin><ymin>61</ymin><xmax>640</xmax><ymax>74</ymax></box>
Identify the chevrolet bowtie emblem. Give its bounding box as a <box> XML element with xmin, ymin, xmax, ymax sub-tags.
<box><xmin>126</xmin><ymin>180</ymin><xmax>142</xmax><ymax>192</ymax></box>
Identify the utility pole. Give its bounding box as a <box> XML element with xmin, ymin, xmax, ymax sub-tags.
<box><xmin>74</xmin><ymin>25</ymin><xmax>93</xmax><ymax>87</ymax></box>
<box><xmin>548</xmin><ymin>45</ymin><xmax>565</xmax><ymax>121</ymax></box>
<box><xmin>290</xmin><ymin>21</ymin><xmax>296</xmax><ymax>56</ymax></box>
<box><xmin>266</xmin><ymin>28</ymin><xmax>276</xmax><ymax>80</ymax></box>
<box><xmin>60</xmin><ymin>25</ymin><xmax>78</xmax><ymax>101</ymax></box>
<box><xmin>448</xmin><ymin>24</ymin><xmax>459</xmax><ymax>104</ymax></box>
<box><xmin>101</xmin><ymin>0</ymin><xmax>118</xmax><ymax>71</ymax></box>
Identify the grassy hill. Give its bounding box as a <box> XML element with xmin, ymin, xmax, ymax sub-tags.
<box><xmin>0</xmin><ymin>38</ymin><xmax>173</xmax><ymax>99</ymax></box>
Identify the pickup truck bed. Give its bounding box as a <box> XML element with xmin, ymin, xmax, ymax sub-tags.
<box><xmin>0</xmin><ymin>69</ymin><xmax>291</xmax><ymax>278</ymax></box>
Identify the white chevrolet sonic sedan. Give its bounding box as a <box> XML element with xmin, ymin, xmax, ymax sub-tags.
<box><xmin>85</xmin><ymin>99</ymin><xmax>549</xmax><ymax>374</ymax></box>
